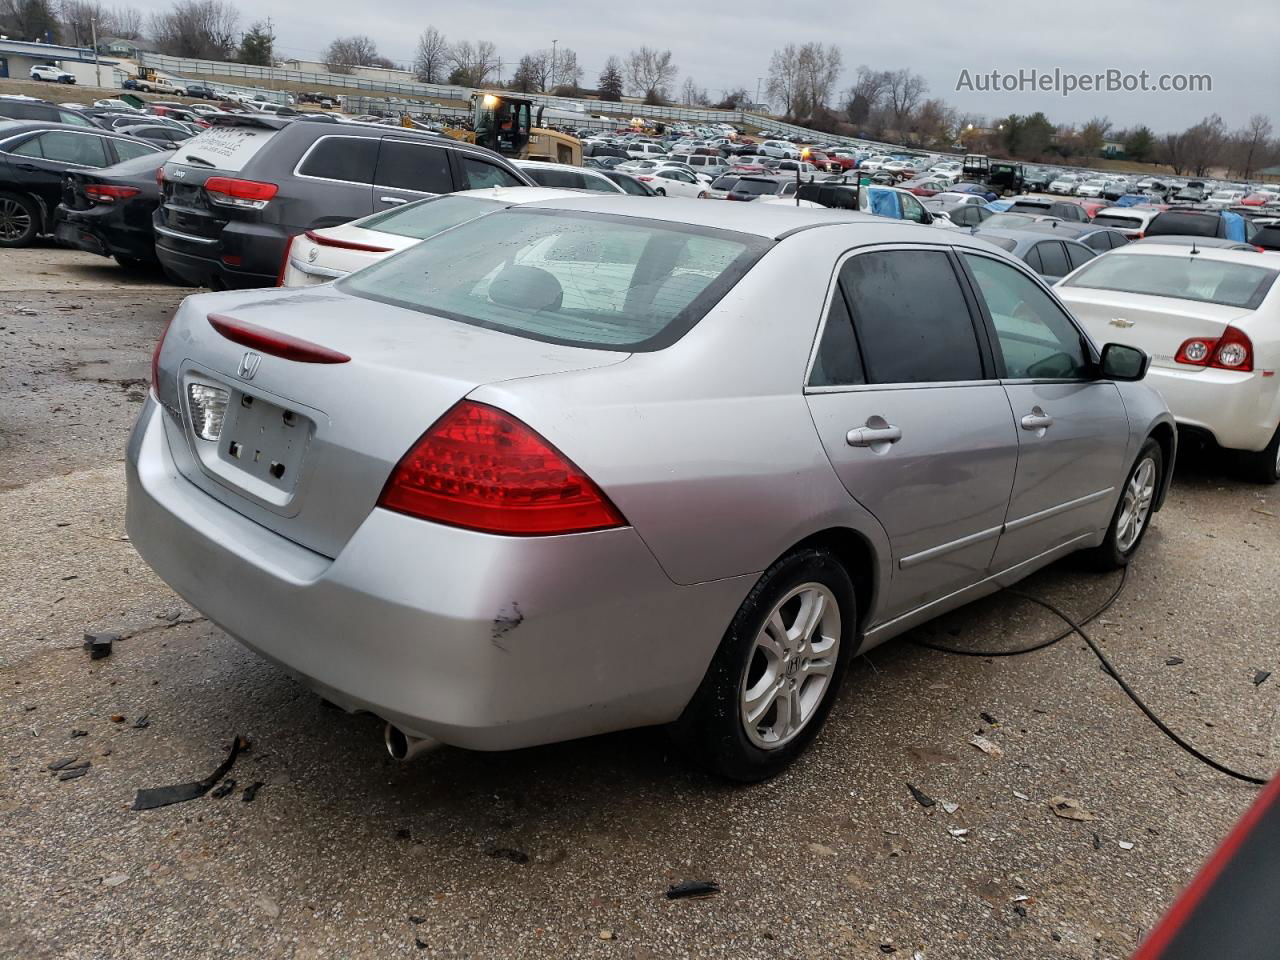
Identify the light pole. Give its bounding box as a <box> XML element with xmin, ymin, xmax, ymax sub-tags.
<box><xmin>755</xmin><ymin>77</ymin><xmax>762</xmax><ymax>109</ymax></box>
<box><xmin>90</xmin><ymin>17</ymin><xmax>101</xmax><ymax>88</ymax></box>
<box><xmin>550</xmin><ymin>39</ymin><xmax>558</xmax><ymax>93</ymax></box>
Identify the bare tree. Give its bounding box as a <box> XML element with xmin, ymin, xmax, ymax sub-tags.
<box><xmin>148</xmin><ymin>0</ymin><xmax>239</xmax><ymax>60</ymax></box>
<box><xmin>551</xmin><ymin>46</ymin><xmax>582</xmax><ymax>92</ymax></box>
<box><xmin>1</xmin><ymin>0</ymin><xmax>62</xmax><ymax>41</ymax></box>
<box><xmin>885</xmin><ymin>67</ymin><xmax>927</xmax><ymax>133</ymax></box>
<box><xmin>109</xmin><ymin>3</ymin><xmax>142</xmax><ymax>37</ymax></box>
<box><xmin>624</xmin><ymin>46</ymin><xmax>676</xmax><ymax>103</ymax></box>
<box><xmin>447</xmin><ymin>39</ymin><xmax>499</xmax><ymax>86</ymax></box>
<box><xmin>766</xmin><ymin>43</ymin><xmax>842</xmax><ymax>120</ymax></box>
<box><xmin>412</xmin><ymin>26</ymin><xmax>449</xmax><ymax>84</ymax></box>
<box><xmin>1181</xmin><ymin>114</ymin><xmax>1227</xmax><ymax>176</ymax></box>
<box><xmin>907</xmin><ymin>97</ymin><xmax>957</xmax><ymax>148</ymax></box>
<box><xmin>843</xmin><ymin>65</ymin><xmax>890</xmax><ymax>126</ymax></box>
<box><xmin>680</xmin><ymin>75</ymin><xmax>708</xmax><ymax>106</ymax></box>
<box><xmin>323</xmin><ymin>34</ymin><xmax>385</xmax><ymax>74</ymax></box>
<box><xmin>765</xmin><ymin>44</ymin><xmax>801</xmax><ymax>117</ymax></box>
<box><xmin>60</xmin><ymin>0</ymin><xmax>106</xmax><ymax>46</ymax></box>
<box><xmin>1234</xmin><ymin>114</ymin><xmax>1274</xmax><ymax>179</ymax></box>
<box><xmin>1077</xmin><ymin>115</ymin><xmax>1112</xmax><ymax>156</ymax></box>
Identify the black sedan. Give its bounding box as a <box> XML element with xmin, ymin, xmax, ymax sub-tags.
<box><xmin>54</xmin><ymin>148</ymin><xmax>172</xmax><ymax>268</ymax></box>
<box><xmin>0</xmin><ymin>120</ymin><xmax>163</xmax><ymax>247</ymax></box>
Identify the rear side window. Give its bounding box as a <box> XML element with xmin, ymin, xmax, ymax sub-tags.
<box><xmin>339</xmin><ymin>209</ymin><xmax>769</xmax><ymax>351</ymax></box>
<box><xmin>809</xmin><ymin>286</ymin><xmax>864</xmax><ymax>387</ymax></box>
<box><xmin>23</xmin><ymin>131</ymin><xmax>110</xmax><ymax>167</ymax></box>
<box><xmin>298</xmin><ymin>136</ymin><xmax>378</xmax><ymax>184</ymax></box>
<box><xmin>375</xmin><ymin>140</ymin><xmax>453</xmax><ymax>193</ymax></box>
<box><xmin>840</xmin><ymin>251</ymin><xmax>984</xmax><ymax>384</ymax></box>
<box><xmin>1035</xmin><ymin>241</ymin><xmax>1069</xmax><ymax>277</ymax></box>
<box><xmin>112</xmin><ymin>138</ymin><xmax>159</xmax><ymax>162</ymax></box>
<box><xmin>459</xmin><ymin>155</ymin><xmax>522</xmax><ymax>190</ymax></box>
<box><xmin>1066</xmin><ymin>242</ymin><xmax>1096</xmax><ymax>268</ymax></box>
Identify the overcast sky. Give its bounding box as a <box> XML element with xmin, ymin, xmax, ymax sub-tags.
<box><xmin>131</xmin><ymin>0</ymin><xmax>1276</xmax><ymax>132</ymax></box>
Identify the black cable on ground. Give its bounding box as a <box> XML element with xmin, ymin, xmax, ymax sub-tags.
<box><xmin>914</xmin><ymin>566</ymin><xmax>1269</xmax><ymax>786</ymax></box>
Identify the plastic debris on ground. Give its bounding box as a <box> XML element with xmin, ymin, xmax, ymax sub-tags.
<box><xmin>907</xmin><ymin>783</ymin><xmax>936</xmax><ymax>808</ymax></box>
<box><xmin>131</xmin><ymin>735</ymin><xmax>248</xmax><ymax>811</ymax></box>
<box><xmin>242</xmin><ymin>781</ymin><xmax>264</xmax><ymax>802</ymax></box>
<box><xmin>1048</xmin><ymin>796</ymin><xmax>1098</xmax><ymax>822</ymax></box>
<box><xmin>83</xmin><ymin>632</ymin><xmax>117</xmax><ymax>660</ymax></box>
<box><xmin>940</xmin><ymin>801</ymin><xmax>959</xmax><ymax>815</ymax></box>
<box><xmin>1118</xmin><ymin>840</ymin><xmax>1135</xmax><ymax>850</ymax></box>
<box><xmin>1254</xmin><ymin>671</ymin><xmax>1271</xmax><ymax>686</ymax></box>
<box><xmin>970</xmin><ymin>735</ymin><xmax>1004</xmax><ymax>758</ymax></box>
<box><xmin>666</xmin><ymin>880</ymin><xmax>720</xmax><ymax>900</ymax></box>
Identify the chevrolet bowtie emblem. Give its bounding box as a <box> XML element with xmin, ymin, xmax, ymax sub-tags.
<box><xmin>1109</xmin><ymin>317</ymin><xmax>1135</xmax><ymax>328</ymax></box>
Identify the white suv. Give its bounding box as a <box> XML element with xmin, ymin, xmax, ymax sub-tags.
<box><xmin>30</xmin><ymin>65</ymin><xmax>76</xmax><ymax>84</ymax></box>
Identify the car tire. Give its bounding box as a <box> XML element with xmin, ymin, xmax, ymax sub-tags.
<box><xmin>670</xmin><ymin>547</ymin><xmax>856</xmax><ymax>782</ymax></box>
<box><xmin>654</xmin><ymin>187</ymin><xmax>666</xmax><ymax>196</ymax></box>
<box><xmin>1236</xmin><ymin>423</ymin><xmax>1280</xmax><ymax>485</ymax></box>
<box><xmin>697</xmin><ymin>190</ymin><xmax>707</xmax><ymax>199</ymax></box>
<box><xmin>0</xmin><ymin>192</ymin><xmax>40</xmax><ymax>248</ymax></box>
<box><xmin>1084</xmin><ymin>438</ymin><xmax>1163</xmax><ymax>570</ymax></box>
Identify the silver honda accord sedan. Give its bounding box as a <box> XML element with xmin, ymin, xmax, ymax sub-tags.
<box><xmin>127</xmin><ymin>197</ymin><xmax>1176</xmax><ymax>780</ymax></box>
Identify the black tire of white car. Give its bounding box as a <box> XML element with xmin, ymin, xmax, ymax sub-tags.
<box><xmin>1085</xmin><ymin>438</ymin><xmax>1163</xmax><ymax>571</ymax></box>
<box><xmin>1239</xmin><ymin>423</ymin><xmax>1280</xmax><ymax>485</ymax></box>
<box><xmin>672</xmin><ymin>547</ymin><xmax>856</xmax><ymax>782</ymax></box>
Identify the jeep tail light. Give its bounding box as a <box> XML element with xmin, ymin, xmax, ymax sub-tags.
<box><xmin>1174</xmin><ymin>326</ymin><xmax>1254</xmax><ymax>372</ymax></box>
<box><xmin>85</xmin><ymin>184</ymin><xmax>140</xmax><ymax>204</ymax></box>
<box><xmin>378</xmin><ymin>401</ymin><xmax>626</xmax><ymax>536</ymax></box>
<box><xmin>203</xmin><ymin>176</ymin><xmax>278</xmax><ymax>209</ymax></box>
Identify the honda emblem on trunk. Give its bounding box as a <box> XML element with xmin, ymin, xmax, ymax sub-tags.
<box><xmin>237</xmin><ymin>352</ymin><xmax>261</xmax><ymax>380</ymax></box>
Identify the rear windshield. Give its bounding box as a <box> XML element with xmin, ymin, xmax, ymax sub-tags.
<box><xmin>339</xmin><ymin>209</ymin><xmax>771</xmax><ymax>351</ymax></box>
<box><xmin>981</xmin><ymin>236</ymin><xmax>1019</xmax><ymax>252</ymax></box>
<box><xmin>1064</xmin><ymin>253</ymin><xmax>1278</xmax><ymax>309</ymax></box>
<box><xmin>733</xmin><ymin>179</ymin><xmax>781</xmax><ymax>196</ymax></box>
<box><xmin>1091</xmin><ymin>214</ymin><xmax>1143</xmax><ymax>230</ymax></box>
<box><xmin>355</xmin><ymin>195</ymin><xmax>504</xmax><ymax>240</ymax></box>
<box><xmin>169</xmin><ymin>123</ymin><xmax>277</xmax><ymax>171</ymax></box>
<box><xmin>711</xmin><ymin>176</ymin><xmax>740</xmax><ymax>190</ymax></box>
<box><xmin>983</xmin><ymin>213</ymin><xmax>1039</xmax><ymax>229</ymax></box>
<box><xmin>1008</xmin><ymin>201</ymin><xmax>1051</xmax><ymax>214</ymax></box>
<box><xmin>1147</xmin><ymin>212</ymin><xmax>1221</xmax><ymax>238</ymax></box>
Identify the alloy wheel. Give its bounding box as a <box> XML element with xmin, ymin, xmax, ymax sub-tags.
<box><xmin>0</xmin><ymin>198</ymin><xmax>32</xmax><ymax>242</ymax></box>
<box><xmin>740</xmin><ymin>583</ymin><xmax>841</xmax><ymax>750</ymax></box>
<box><xmin>1116</xmin><ymin>457</ymin><xmax>1157</xmax><ymax>553</ymax></box>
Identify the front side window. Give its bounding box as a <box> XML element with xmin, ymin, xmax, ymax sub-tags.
<box><xmin>964</xmin><ymin>253</ymin><xmax>1090</xmax><ymax>380</ymax></box>
<box><xmin>840</xmin><ymin>250</ymin><xmax>984</xmax><ymax>384</ymax></box>
<box><xmin>459</xmin><ymin>155</ymin><xmax>522</xmax><ymax>190</ymax></box>
<box><xmin>339</xmin><ymin>210</ymin><xmax>769</xmax><ymax>351</ymax></box>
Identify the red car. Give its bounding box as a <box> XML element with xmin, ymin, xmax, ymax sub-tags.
<box><xmin>1133</xmin><ymin>774</ymin><xmax>1279</xmax><ymax>960</ymax></box>
<box><xmin>899</xmin><ymin>177</ymin><xmax>949</xmax><ymax>197</ymax></box>
<box><xmin>1059</xmin><ymin>197</ymin><xmax>1107</xmax><ymax>219</ymax></box>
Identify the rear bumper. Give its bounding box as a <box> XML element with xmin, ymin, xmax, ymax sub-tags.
<box><xmin>125</xmin><ymin>398</ymin><xmax>750</xmax><ymax>750</ymax></box>
<box><xmin>1148</xmin><ymin>365</ymin><xmax>1279</xmax><ymax>452</ymax></box>
<box><xmin>153</xmin><ymin>210</ymin><xmax>287</xmax><ymax>289</ymax></box>
<box><xmin>54</xmin><ymin>207</ymin><xmax>156</xmax><ymax>261</ymax></box>
<box><xmin>154</xmin><ymin>238</ymin><xmax>276</xmax><ymax>289</ymax></box>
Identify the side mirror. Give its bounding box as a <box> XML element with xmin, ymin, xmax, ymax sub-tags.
<box><xmin>919</xmin><ymin>209</ymin><xmax>934</xmax><ymax>225</ymax></box>
<box><xmin>1099</xmin><ymin>343</ymin><xmax>1150</xmax><ymax>381</ymax></box>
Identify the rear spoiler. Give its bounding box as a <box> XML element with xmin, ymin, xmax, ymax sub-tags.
<box><xmin>205</xmin><ymin>114</ymin><xmax>290</xmax><ymax>131</ymax></box>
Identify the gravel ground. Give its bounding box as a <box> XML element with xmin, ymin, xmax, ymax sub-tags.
<box><xmin>1</xmin><ymin>245</ymin><xmax>1277</xmax><ymax>960</ymax></box>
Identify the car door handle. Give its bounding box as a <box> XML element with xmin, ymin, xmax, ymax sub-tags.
<box><xmin>379</xmin><ymin>196</ymin><xmax>407</xmax><ymax>205</ymax></box>
<box><xmin>15</xmin><ymin>163</ymin><xmax>39</xmax><ymax>171</ymax></box>
<box><xmin>1021</xmin><ymin>411</ymin><xmax>1054</xmax><ymax>431</ymax></box>
<box><xmin>847</xmin><ymin>425</ymin><xmax>902</xmax><ymax>447</ymax></box>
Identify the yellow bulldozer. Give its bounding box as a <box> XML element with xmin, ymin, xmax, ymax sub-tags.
<box><xmin>445</xmin><ymin>93</ymin><xmax>581</xmax><ymax>166</ymax></box>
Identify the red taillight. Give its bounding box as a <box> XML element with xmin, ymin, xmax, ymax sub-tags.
<box><xmin>150</xmin><ymin>315</ymin><xmax>172</xmax><ymax>397</ymax></box>
<box><xmin>207</xmin><ymin>313</ymin><xmax>350</xmax><ymax>364</ymax></box>
<box><xmin>378</xmin><ymin>401</ymin><xmax>626</xmax><ymax>536</ymax></box>
<box><xmin>85</xmin><ymin>184</ymin><xmax>140</xmax><ymax>204</ymax></box>
<box><xmin>276</xmin><ymin>234</ymin><xmax>297</xmax><ymax>287</ymax></box>
<box><xmin>156</xmin><ymin>166</ymin><xmax>165</xmax><ymax>187</ymax></box>
<box><xmin>637</xmin><ymin>176</ymin><xmax>654</xmax><ymax>181</ymax></box>
<box><xmin>1174</xmin><ymin>326</ymin><xmax>1254</xmax><ymax>372</ymax></box>
<box><xmin>203</xmin><ymin>176</ymin><xmax>278</xmax><ymax>209</ymax></box>
<box><xmin>303</xmin><ymin>229</ymin><xmax>393</xmax><ymax>253</ymax></box>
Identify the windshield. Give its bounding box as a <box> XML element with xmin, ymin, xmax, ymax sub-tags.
<box><xmin>1064</xmin><ymin>253</ymin><xmax>1278</xmax><ymax>309</ymax></box>
<box><xmin>355</xmin><ymin>195</ymin><xmax>505</xmax><ymax>240</ymax></box>
<box><xmin>339</xmin><ymin>209</ymin><xmax>771</xmax><ymax>351</ymax></box>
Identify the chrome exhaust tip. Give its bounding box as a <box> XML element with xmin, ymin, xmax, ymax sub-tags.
<box><xmin>384</xmin><ymin>722</ymin><xmax>442</xmax><ymax>762</ymax></box>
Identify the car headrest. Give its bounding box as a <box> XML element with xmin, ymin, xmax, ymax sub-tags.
<box><xmin>487</xmin><ymin>265</ymin><xmax>563</xmax><ymax>313</ymax></box>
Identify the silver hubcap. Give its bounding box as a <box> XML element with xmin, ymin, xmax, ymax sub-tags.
<box><xmin>0</xmin><ymin>198</ymin><xmax>31</xmax><ymax>242</ymax></box>
<box><xmin>1116</xmin><ymin>457</ymin><xmax>1157</xmax><ymax>553</ymax></box>
<box><xmin>740</xmin><ymin>583</ymin><xmax>841</xmax><ymax>750</ymax></box>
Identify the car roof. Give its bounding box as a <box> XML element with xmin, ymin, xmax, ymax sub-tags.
<box><xmin>973</xmin><ymin>226</ymin><xmax>1094</xmax><ymax>249</ymax></box>
<box><xmin>1095</xmin><ymin>242</ymin><xmax>1269</xmax><ymax>264</ymax></box>
<box><xmin>508</xmin><ymin>194</ymin><xmax>1008</xmax><ymax>245</ymax></box>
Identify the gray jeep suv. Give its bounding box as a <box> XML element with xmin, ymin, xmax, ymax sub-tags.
<box><xmin>154</xmin><ymin>115</ymin><xmax>532</xmax><ymax>289</ymax></box>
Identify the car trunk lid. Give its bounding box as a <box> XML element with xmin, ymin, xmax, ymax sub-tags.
<box><xmin>155</xmin><ymin>286</ymin><xmax>627</xmax><ymax>558</ymax></box>
<box><xmin>1060</xmin><ymin>288</ymin><xmax>1255</xmax><ymax>368</ymax></box>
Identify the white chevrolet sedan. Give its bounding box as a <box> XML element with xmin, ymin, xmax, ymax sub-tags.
<box><xmin>1056</xmin><ymin>244</ymin><xmax>1280</xmax><ymax>482</ymax></box>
